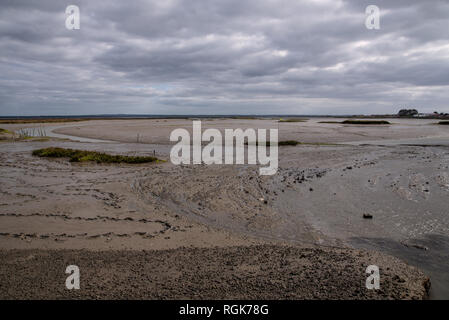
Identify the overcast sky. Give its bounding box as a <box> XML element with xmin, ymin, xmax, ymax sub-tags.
<box><xmin>1</xmin><ymin>0</ymin><xmax>449</xmax><ymax>116</ymax></box>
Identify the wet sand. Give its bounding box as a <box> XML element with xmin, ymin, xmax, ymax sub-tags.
<box><xmin>3</xmin><ymin>117</ymin><xmax>447</xmax><ymax>145</ymax></box>
<box><xmin>0</xmin><ymin>245</ymin><xmax>429</xmax><ymax>300</ymax></box>
<box><xmin>1</xmin><ymin>118</ymin><xmax>448</xmax><ymax>299</ymax></box>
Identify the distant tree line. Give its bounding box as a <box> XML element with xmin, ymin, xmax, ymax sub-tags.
<box><xmin>398</xmin><ymin>109</ymin><xmax>448</xmax><ymax>118</ymax></box>
<box><xmin>398</xmin><ymin>109</ymin><xmax>418</xmax><ymax>117</ymax></box>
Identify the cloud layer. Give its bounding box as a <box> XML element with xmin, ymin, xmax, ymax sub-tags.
<box><xmin>1</xmin><ymin>0</ymin><xmax>449</xmax><ymax>115</ymax></box>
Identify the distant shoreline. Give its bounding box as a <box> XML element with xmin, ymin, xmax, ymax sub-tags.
<box><xmin>1</xmin><ymin>114</ymin><xmax>449</xmax><ymax>122</ymax></box>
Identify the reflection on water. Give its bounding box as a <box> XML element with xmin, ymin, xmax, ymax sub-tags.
<box><xmin>350</xmin><ymin>234</ymin><xmax>449</xmax><ymax>300</ymax></box>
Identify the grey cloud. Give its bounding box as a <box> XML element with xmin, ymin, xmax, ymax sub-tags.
<box><xmin>1</xmin><ymin>0</ymin><xmax>449</xmax><ymax>116</ymax></box>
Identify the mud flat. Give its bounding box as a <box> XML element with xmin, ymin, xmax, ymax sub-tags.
<box><xmin>0</xmin><ymin>245</ymin><xmax>429</xmax><ymax>300</ymax></box>
<box><xmin>3</xmin><ymin>117</ymin><xmax>447</xmax><ymax>144</ymax></box>
<box><xmin>1</xmin><ymin>117</ymin><xmax>448</xmax><ymax>299</ymax></box>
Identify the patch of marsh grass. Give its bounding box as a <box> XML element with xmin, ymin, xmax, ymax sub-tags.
<box><xmin>279</xmin><ymin>140</ymin><xmax>300</xmax><ymax>145</ymax></box>
<box><xmin>229</xmin><ymin>116</ymin><xmax>258</xmax><ymax>120</ymax></box>
<box><xmin>33</xmin><ymin>147</ymin><xmax>160</xmax><ymax>164</ymax></box>
<box><xmin>342</xmin><ymin>120</ymin><xmax>390</xmax><ymax>125</ymax></box>
<box><xmin>318</xmin><ymin>121</ymin><xmax>341</xmax><ymax>124</ymax></box>
<box><xmin>246</xmin><ymin>140</ymin><xmax>337</xmax><ymax>147</ymax></box>
<box><xmin>278</xmin><ymin>118</ymin><xmax>308</xmax><ymax>123</ymax></box>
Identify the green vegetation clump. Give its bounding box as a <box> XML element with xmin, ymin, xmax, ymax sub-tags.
<box><xmin>278</xmin><ymin>118</ymin><xmax>308</xmax><ymax>123</ymax></box>
<box><xmin>0</xmin><ymin>128</ymin><xmax>11</xmax><ymax>134</ymax></box>
<box><xmin>319</xmin><ymin>120</ymin><xmax>390</xmax><ymax>125</ymax></box>
<box><xmin>246</xmin><ymin>140</ymin><xmax>336</xmax><ymax>147</ymax></box>
<box><xmin>438</xmin><ymin>121</ymin><xmax>449</xmax><ymax>125</ymax></box>
<box><xmin>342</xmin><ymin>120</ymin><xmax>390</xmax><ymax>125</ymax></box>
<box><xmin>229</xmin><ymin>116</ymin><xmax>258</xmax><ymax>120</ymax></box>
<box><xmin>318</xmin><ymin>121</ymin><xmax>341</xmax><ymax>124</ymax></box>
<box><xmin>278</xmin><ymin>140</ymin><xmax>300</xmax><ymax>146</ymax></box>
<box><xmin>33</xmin><ymin>147</ymin><xmax>159</xmax><ymax>164</ymax></box>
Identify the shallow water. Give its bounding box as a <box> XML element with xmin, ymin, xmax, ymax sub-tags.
<box><xmin>19</xmin><ymin>125</ymin><xmax>115</xmax><ymax>143</ymax></box>
<box><xmin>344</xmin><ymin>136</ymin><xmax>449</xmax><ymax>147</ymax></box>
<box><xmin>350</xmin><ymin>234</ymin><xmax>449</xmax><ymax>299</ymax></box>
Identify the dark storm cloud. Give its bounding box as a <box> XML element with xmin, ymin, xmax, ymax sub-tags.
<box><xmin>1</xmin><ymin>0</ymin><xmax>449</xmax><ymax>115</ymax></box>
